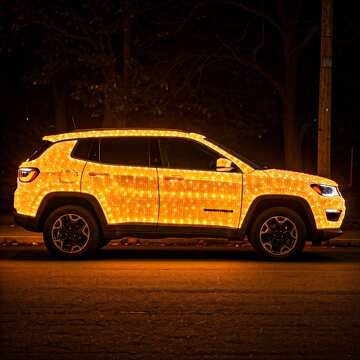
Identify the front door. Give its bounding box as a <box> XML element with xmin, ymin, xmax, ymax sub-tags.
<box><xmin>156</xmin><ymin>138</ymin><xmax>242</xmax><ymax>231</ymax></box>
<box><xmin>81</xmin><ymin>137</ymin><xmax>159</xmax><ymax>227</ymax></box>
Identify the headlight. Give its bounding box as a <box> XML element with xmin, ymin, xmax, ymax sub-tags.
<box><xmin>311</xmin><ymin>184</ymin><xmax>339</xmax><ymax>197</ymax></box>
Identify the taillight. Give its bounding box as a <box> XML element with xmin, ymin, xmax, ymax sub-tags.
<box><xmin>18</xmin><ymin>167</ymin><xmax>40</xmax><ymax>182</ymax></box>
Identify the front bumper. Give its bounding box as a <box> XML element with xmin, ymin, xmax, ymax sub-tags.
<box><xmin>13</xmin><ymin>210</ymin><xmax>40</xmax><ymax>232</ymax></box>
<box><xmin>312</xmin><ymin>228</ymin><xmax>343</xmax><ymax>245</ymax></box>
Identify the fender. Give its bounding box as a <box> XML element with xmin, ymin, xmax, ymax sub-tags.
<box><xmin>36</xmin><ymin>191</ymin><xmax>108</xmax><ymax>229</ymax></box>
<box><xmin>238</xmin><ymin>194</ymin><xmax>317</xmax><ymax>237</ymax></box>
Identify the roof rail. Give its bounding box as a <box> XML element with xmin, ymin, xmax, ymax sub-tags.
<box><xmin>61</xmin><ymin>127</ymin><xmax>193</xmax><ymax>134</ymax></box>
<box><xmin>43</xmin><ymin>128</ymin><xmax>205</xmax><ymax>142</ymax></box>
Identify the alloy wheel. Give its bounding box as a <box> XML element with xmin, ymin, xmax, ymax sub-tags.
<box><xmin>259</xmin><ymin>216</ymin><xmax>298</xmax><ymax>256</ymax></box>
<box><xmin>51</xmin><ymin>213</ymin><xmax>90</xmax><ymax>254</ymax></box>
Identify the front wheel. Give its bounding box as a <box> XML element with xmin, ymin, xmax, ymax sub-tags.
<box><xmin>43</xmin><ymin>205</ymin><xmax>100</xmax><ymax>259</ymax></box>
<box><xmin>249</xmin><ymin>207</ymin><xmax>306</xmax><ymax>260</ymax></box>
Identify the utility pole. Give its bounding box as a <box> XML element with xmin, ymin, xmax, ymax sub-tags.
<box><xmin>123</xmin><ymin>0</ymin><xmax>130</xmax><ymax>88</ymax></box>
<box><xmin>121</xmin><ymin>0</ymin><xmax>131</xmax><ymax>128</ymax></box>
<box><xmin>317</xmin><ymin>0</ymin><xmax>333</xmax><ymax>177</ymax></box>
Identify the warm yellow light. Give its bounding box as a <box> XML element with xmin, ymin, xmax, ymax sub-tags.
<box><xmin>14</xmin><ymin>129</ymin><xmax>345</xmax><ymax>231</ymax></box>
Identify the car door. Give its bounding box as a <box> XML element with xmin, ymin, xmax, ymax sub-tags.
<box><xmin>81</xmin><ymin>137</ymin><xmax>159</xmax><ymax>228</ymax></box>
<box><xmin>156</xmin><ymin>137</ymin><xmax>242</xmax><ymax>231</ymax></box>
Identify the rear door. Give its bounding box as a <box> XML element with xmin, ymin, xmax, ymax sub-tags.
<box><xmin>156</xmin><ymin>137</ymin><xmax>242</xmax><ymax>231</ymax></box>
<box><xmin>81</xmin><ymin>137</ymin><xmax>159</xmax><ymax>228</ymax></box>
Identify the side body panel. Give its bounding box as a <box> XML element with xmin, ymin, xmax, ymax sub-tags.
<box><xmin>240</xmin><ymin>170</ymin><xmax>346</xmax><ymax>230</ymax></box>
<box><xmin>14</xmin><ymin>140</ymin><xmax>85</xmax><ymax>217</ymax></box>
<box><xmin>157</xmin><ymin>168</ymin><xmax>242</xmax><ymax>228</ymax></box>
<box><xmin>81</xmin><ymin>162</ymin><xmax>159</xmax><ymax>226</ymax></box>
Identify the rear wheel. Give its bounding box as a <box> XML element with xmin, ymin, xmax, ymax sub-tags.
<box><xmin>43</xmin><ymin>205</ymin><xmax>100</xmax><ymax>259</ymax></box>
<box><xmin>249</xmin><ymin>207</ymin><xmax>306</xmax><ymax>260</ymax></box>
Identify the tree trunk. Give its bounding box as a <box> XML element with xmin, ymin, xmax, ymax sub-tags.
<box><xmin>282</xmin><ymin>93</ymin><xmax>302</xmax><ymax>170</ymax></box>
<box><xmin>121</xmin><ymin>1</ymin><xmax>131</xmax><ymax>127</ymax></box>
<box><xmin>101</xmin><ymin>1</ymin><xmax>131</xmax><ymax>128</ymax></box>
<box><xmin>101</xmin><ymin>65</ymin><xmax>121</xmax><ymax>128</ymax></box>
<box><xmin>102</xmin><ymin>99</ymin><xmax>117</xmax><ymax>128</ymax></box>
<box><xmin>123</xmin><ymin>0</ymin><xmax>130</xmax><ymax>88</ymax></box>
<box><xmin>281</xmin><ymin>33</ymin><xmax>302</xmax><ymax>171</ymax></box>
<box><xmin>52</xmin><ymin>81</ymin><xmax>67</xmax><ymax>132</ymax></box>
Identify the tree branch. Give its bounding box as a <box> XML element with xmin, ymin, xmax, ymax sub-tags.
<box><xmin>174</xmin><ymin>1</ymin><xmax>209</xmax><ymax>34</ymax></box>
<box><xmin>253</xmin><ymin>17</ymin><xmax>265</xmax><ymax>60</ymax></box>
<box><xmin>224</xmin><ymin>0</ymin><xmax>281</xmax><ymax>31</ymax></box>
<box><xmin>275</xmin><ymin>0</ymin><xmax>287</xmax><ymax>26</ymax></box>
<box><xmin>216</xmin><ymin>36</ymin><xmax>284</xmax><ymax>97</ymax></box>
<box><xmin>295</xmin><ymin>25</ymin><xmax>319</xmax><ymax>56</ymax></box>
<box><xmin>24</xmin><ymin>17</ymin><xmax>99</xmax><ymax>51</ymax></box>
<box><xmin>239</xmin><ymin>14</ymin><xmax>258</xmax><ymax>41</ymax></box>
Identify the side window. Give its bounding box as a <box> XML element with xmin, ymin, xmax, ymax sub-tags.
<box><xmin>71</xmin><ymin>139</ymin><xmax>95</xmax><ymax>161</ymax></box>
<box><xmin>159</xmin><ymin>138</ymin><xmax>219</xmax><ymax>171</ymax></box>
<box><xmin>99</xmin><ymin>137</ymin><xmax>150</xmax><ymax>167</ymax></box>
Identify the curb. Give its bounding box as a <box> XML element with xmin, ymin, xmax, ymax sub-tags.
<box><xmin>326</xmin><ymin>239</ymin><xmax>360</xmax><ymax>247</ymax></box>
<box><xmin>1</xmin><ymin>236</ymin><xmax>360</xmax><ymax>247</ymax></box>
<box><xmin>0</xmin><ymin>235</ymin><xmax>42</xmax><ymax>247</ymax></box>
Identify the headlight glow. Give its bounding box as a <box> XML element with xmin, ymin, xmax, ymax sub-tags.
<box><xmin>311</xmin><ymin>184</ymin><xmax>339</xmax><ymax>197</ymax></box>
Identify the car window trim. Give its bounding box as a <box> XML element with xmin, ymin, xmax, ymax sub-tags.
<box><xmin>71</xmin><ymin>139</ymin><xmax>96</xmax><ymax>161</ymax></box>
<box><xmin>157</xmin><ymin>137</ymin><xmax>240</xmax><ymax>172</ymax></box>
<box><xmin>83</xmin><ymin>137</ymin><xmax>151</xmax><ymax>168</ymax></box>
<box><xmin>149</xmin><ymin>138</ymin><xmax>162</xmax><ymax>167</ymax></box>
<box><xmin>68</xmin><ymin>136</ymin><xmax>241</xmax><ymax>172</ymax></box>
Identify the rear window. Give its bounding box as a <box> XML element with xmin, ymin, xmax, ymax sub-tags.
<box><xmin>71</xmin><ymin>139</ymin><xmax>95</xmax><ymax>161</ymax></box>
<box><xmin>27</xmin><ymin>140</ymin><xmax>53</xmax><ymax>161</ymax></box>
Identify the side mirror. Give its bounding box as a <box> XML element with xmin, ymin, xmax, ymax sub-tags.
<box><xmin>216</xmin><ymin>158</ymin><xmax>234</xmax><ymax>172</ymax></box>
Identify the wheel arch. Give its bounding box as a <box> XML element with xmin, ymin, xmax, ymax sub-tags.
<box><xmin>241</xmin><ymin>195</ymin><xmax>316</xmax><ymax>238</ymax></box>
<box><xmin>36</xmin><ymin>192</ymin><xmax>107</xmax><ymax>233</ymax></box>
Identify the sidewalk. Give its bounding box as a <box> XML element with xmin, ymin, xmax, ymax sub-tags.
<box><xmin>0</xmin><ymin>224</ymin><xmax>43</xmax><ymax>246</ymax></box>
<box><xmin>1</xmin><ymin>223</ymin><xmax>359</xmax><ymax>247</ymax></box>
<box><xmin>323</xmin><ymin>230</ymin><xmax>360</xmax><ymax>247</ymax></box>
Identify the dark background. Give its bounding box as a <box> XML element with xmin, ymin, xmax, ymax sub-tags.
<box><xmin>1</xmin><ymin>4</ymin><xmax>360</xmax><ymax>359</ymax></box>
<box><xmin>0</xmin><ymin>0</ymin><xmax>359</xmax><ymax>218</ymax></box>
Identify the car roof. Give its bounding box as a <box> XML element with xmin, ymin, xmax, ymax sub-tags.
<box><xmin>43</xmin><ymin>128</ymin><xmax>205</xmax><ymax>143</ymax></box>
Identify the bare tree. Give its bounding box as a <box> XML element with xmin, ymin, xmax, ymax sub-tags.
<box><xmin>10</xmin><ymin>0</ymin><xmax>139</xmax><ymax>128</ymax></box>
<box><xmin>139</xmin><ymin>0</ymin><xmax>319</xmax><ymax>169</ymax></box>
<box><xmin>217</xmin><ymin>0</ymin><xmax>318</xmax><ymax>170</ymax></box>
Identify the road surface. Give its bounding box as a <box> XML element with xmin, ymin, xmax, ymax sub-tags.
<box><xmin>1</xmin><ymin>246</ymin><xmax>360</xmax><ymax>359</ymax></box>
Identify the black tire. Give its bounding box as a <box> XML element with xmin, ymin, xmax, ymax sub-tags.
<box><xmin>43</xmin><ymin>205</ymin><xmax>100</xmax><ymax>259</ymax></box>
<box><xmin>249</xmin><ymin>206</ymin><xmax>306</xmax><ymax>261</ymax></box>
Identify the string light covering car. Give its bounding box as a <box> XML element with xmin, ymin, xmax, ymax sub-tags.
<box><xmin>14</xmin><ymin>128</ymin><xmax>345</xmax><ymax>259</ymax></box>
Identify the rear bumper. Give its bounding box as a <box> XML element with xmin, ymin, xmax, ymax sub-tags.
<box><xmin>13</xmin><ymin>211</ymin><xmax>40</xmax><ymax>232</ymax></box>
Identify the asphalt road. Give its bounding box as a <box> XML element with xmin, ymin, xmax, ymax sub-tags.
<box><xmin>1</xmin><ymin>246</ymin><xmax>360</xmax><ymax>360</ymax></box>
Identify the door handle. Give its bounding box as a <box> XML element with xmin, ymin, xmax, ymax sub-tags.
<box><xmin>164</xmin><ymin>176</ymin><xmax>184</xmax><ymax>181</ymax></box>
<box><xmin>88</xmin><ymin>172</ymin><xmax>109</xmax><ymax>177</ymax></box>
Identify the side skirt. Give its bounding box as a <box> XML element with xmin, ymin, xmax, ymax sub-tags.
<box><xmin>103</xmin><ymin>223</ymin><xmax>243</xmax><ymax>241</ymax></box>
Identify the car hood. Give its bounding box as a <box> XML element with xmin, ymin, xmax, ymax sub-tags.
<box><xmin>258</xmin><ymin>168</ymin><xmax>338</xmax><ymax>186</ymax></box>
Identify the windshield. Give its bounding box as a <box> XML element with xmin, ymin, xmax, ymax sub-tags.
<box><xmin>206</xmin><ymin>137</ymin><xmax>261</xmax><ymax>170</ymax></box>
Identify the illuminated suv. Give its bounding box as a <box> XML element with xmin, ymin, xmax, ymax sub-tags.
<box><xmin>14</xmin><ymin>129</ymin><xmax>345</xmax><ymax>259</ymax></box>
